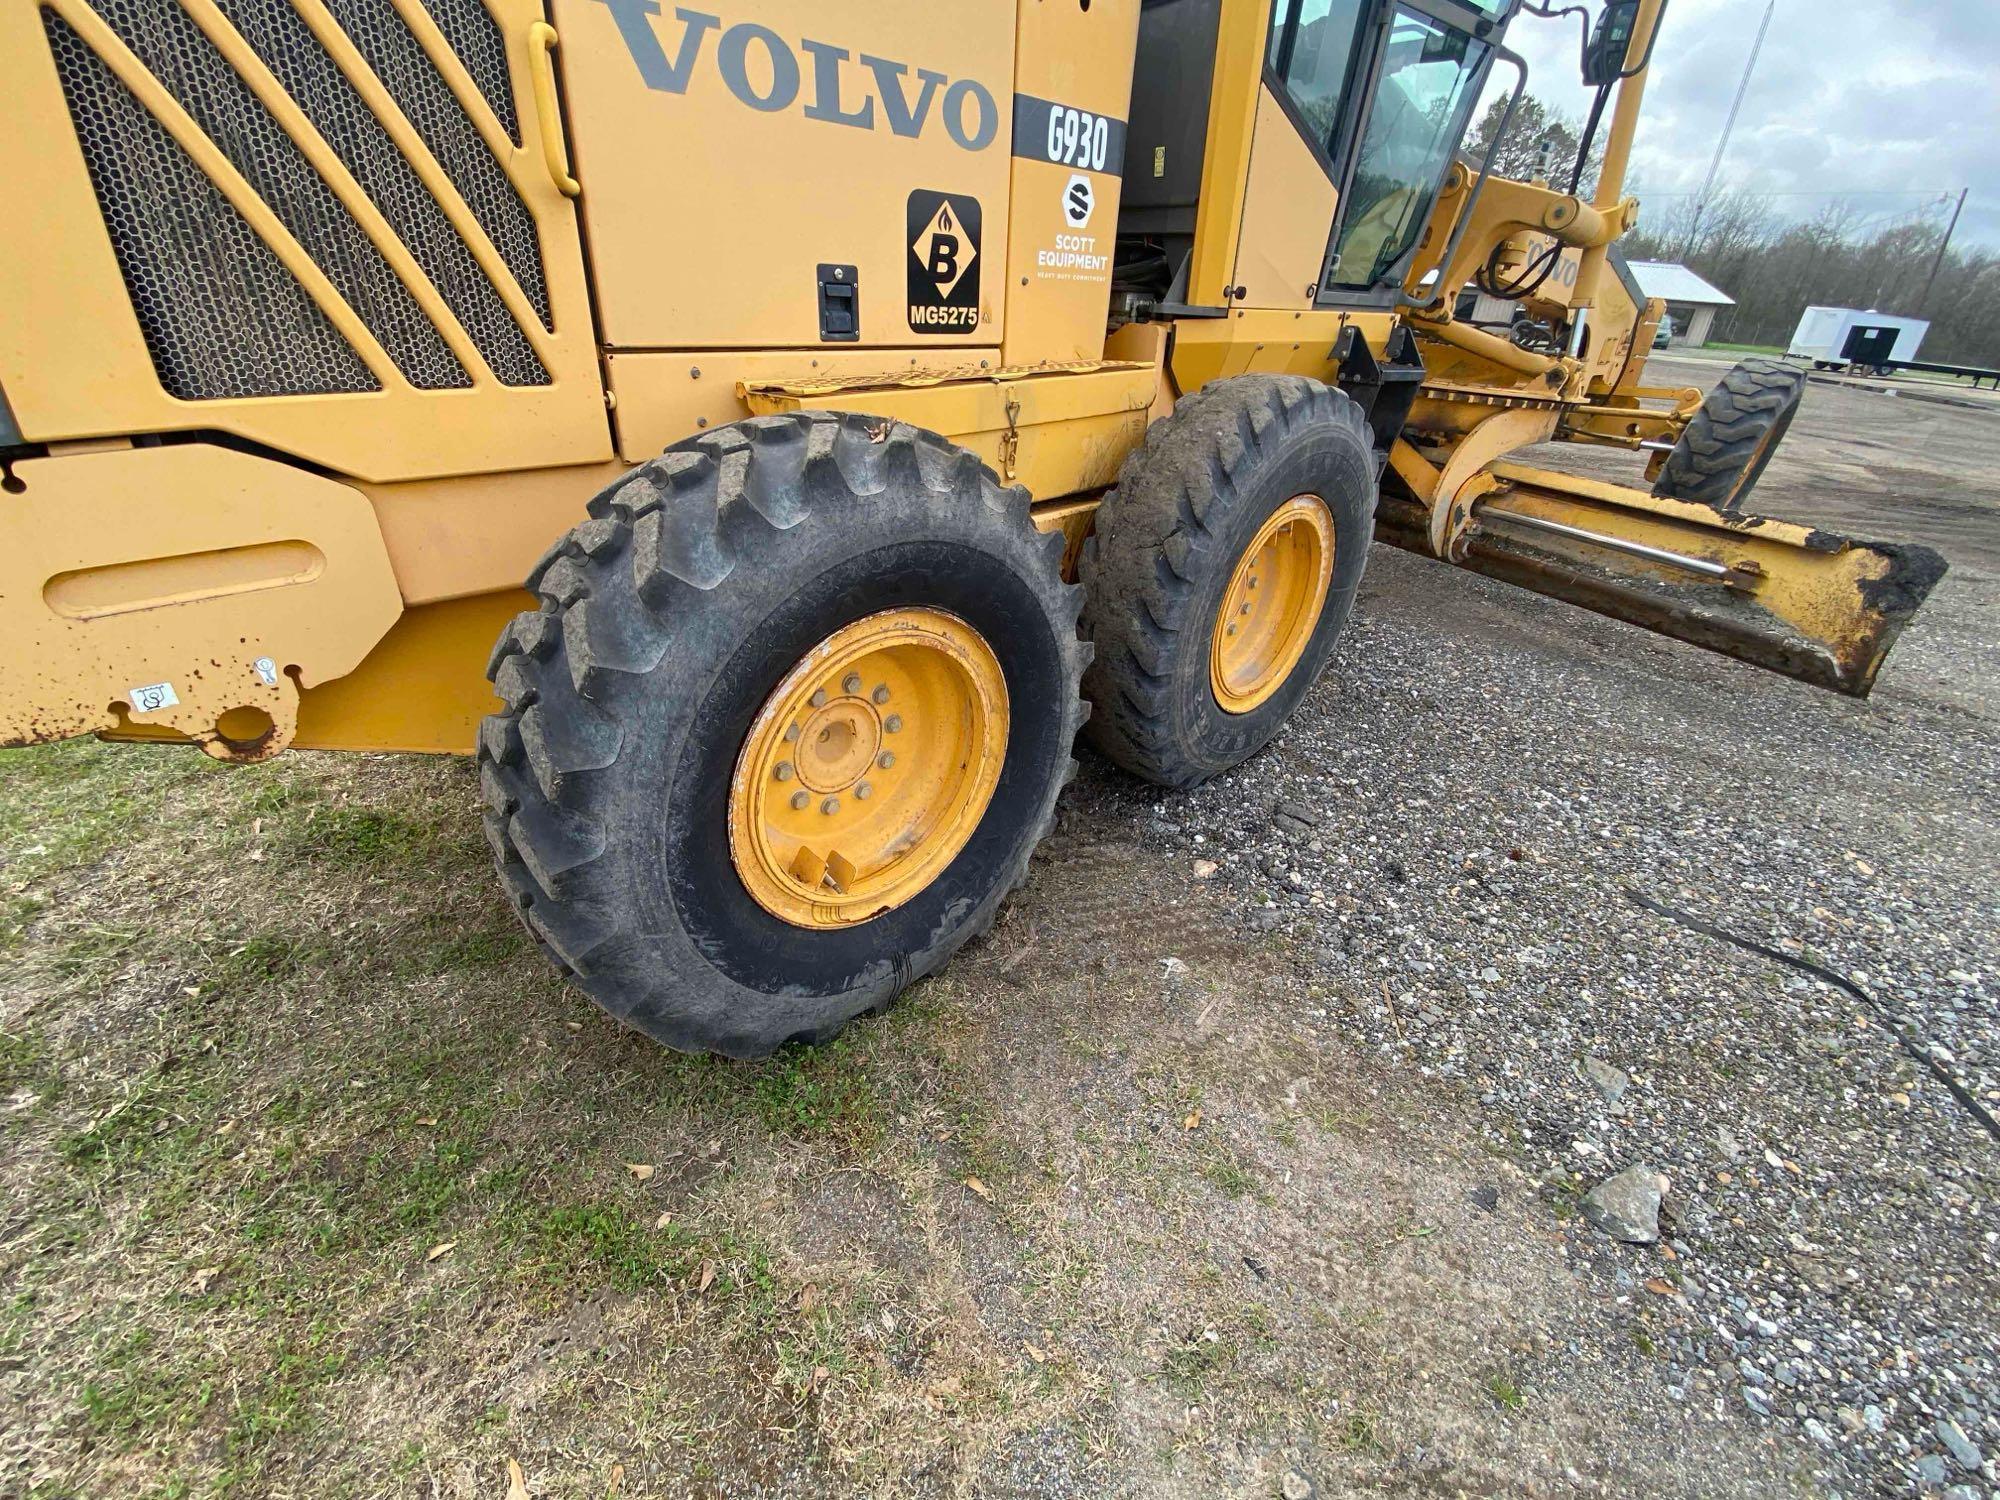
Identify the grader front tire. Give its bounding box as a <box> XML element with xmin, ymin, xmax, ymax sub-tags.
<box><xmin>1651</xmin><ymin>357</ymin><xmax>1806</xmax><ymax>513</ymax></box>
<box><xmin>1079</xmin><ymin>374</ymin><xmax>1376</xmax><ymax>789</ymax></box>
<box><xmin>478</xmin><ymin>414</ymin><xmax>1087</xmax><ymax>1058</ymax></box>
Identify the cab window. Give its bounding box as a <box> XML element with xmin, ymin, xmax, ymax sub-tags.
<box><xmin>1327</xmin><ymin>9</ymin><xmax>1488</xmax><ymax>289</ymax></box>
<box><xmin>1267</xmin><ymin>0</ymin><xmax>1370</xmax><ymax>150</ymax></box>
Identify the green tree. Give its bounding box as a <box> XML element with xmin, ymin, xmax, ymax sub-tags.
<box><xmin>1466</xmin><ymin>92</ymin><xmax>1604</xmax><ymax>194</ymax></box>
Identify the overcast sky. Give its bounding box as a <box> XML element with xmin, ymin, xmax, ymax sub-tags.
<box><xmin>1481</xmin><ymin>0</ymin><xmax>2000</xmax><ymax>251</ymax></box>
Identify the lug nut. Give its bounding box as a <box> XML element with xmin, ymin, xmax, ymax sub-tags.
<box><xmin>774</xmin><ymin>760</ymin><xmax>794</xmax><ymax>781</ymax></box>
<box><xmin>1247</xmin><ymin>577</ymin><xmax>1259</xmax><ymax>590</ymax></box>
<box><xmin>842</xmin><ymin>673</ymin><xmax>862</xmax><ymax>694</ymax></box>
<box><xmin>872</xmin><ymin>685</ymin><xmax>890</xmax><ymax>705</ymax></box>
<box><xmin>1240</xmin><ymin>603</ymin><xmax>1252</xmax><ymax>615</ymax></box>
<box><xmin>809</xmin><ymin>689</ymin><xmax>827</xmax><ymax>708</ymax></box>
<box><xmin>855</xmin><ymin>781</ymin><xmax>872</xmax><ymax>799</ymax></box>
<box><xmin>784</xmin><ymin>723</ymin><xmax>799</xmax><ymax>742</ymax></box>
<box><xmin>884</xmin><ymin>714</ymin><xmax>903</xmax><ymax>733</ymax></box>
<box><xmin>877</xmin><ymin>752</ymin><xmax>895</xmax><ymax>769</ymax></box>
<box><xmin>790</xmin><ymin>791</ymin><xmax>809</xmax><ymax>810</ymax></box>
<box><xmin>1226</xmin><ymin>624</ymin><xmax>1237</xmax><ymax>636</ymax></box>
<box><xmin>821</xmin><ymin>796</ymin><xmax>840</xmax><ymax>814</ymax></box>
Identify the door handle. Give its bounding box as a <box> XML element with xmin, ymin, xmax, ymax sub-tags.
<box><xmin>527</xmin><ymin>21</ymin><xmax>581</xmax><ymax>199</ymax></box>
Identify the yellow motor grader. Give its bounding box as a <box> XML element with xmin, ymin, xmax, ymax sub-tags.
<box><xmin>0</xmin><ymin>0</ymin><xmax>1944</xmax><ymax>1053</ymax></box>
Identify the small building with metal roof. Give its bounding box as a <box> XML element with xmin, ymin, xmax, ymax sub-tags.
<box><xmin>1628</xmin><ymin>261</ymin><xmax>1736</xmax><ymax>348</ymax></box>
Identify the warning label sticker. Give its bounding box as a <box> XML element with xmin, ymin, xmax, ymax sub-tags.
<box><xmin>906</xmin><ymin>190</ymin><xmax>982</xmax><ymax>334</ymax></box>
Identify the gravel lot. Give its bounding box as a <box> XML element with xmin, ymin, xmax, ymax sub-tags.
<box><xmin>1</xmin><ymin>354</ymin><xmax>1992</xmax><ymax>1498</ymax></box>
<box><xmin>1077</xmin><ymin>354</ymin><xmax>2000</xmax><ymax>1496</ymax></box>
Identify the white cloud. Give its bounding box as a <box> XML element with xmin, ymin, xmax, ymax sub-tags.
<box><xmin>1479</xmin><ymin>0</ymin><xmax>1999</xmax><ymax>247</ymax></box>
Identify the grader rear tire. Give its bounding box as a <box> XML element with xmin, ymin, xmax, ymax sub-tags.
<box><xmin>1651</xmin><ymin>357</ymin><xmax>1806</xmax><ymax>512</ymax></box>
<box><xmin>479</xmin><ymin>414</ymin><xmax>1086</xmax><ymax>1057</ymax></box>
<box><xmin>1079</xmin><ymin>375</ymin><xmax>1375</xmax><ymax>788</ymax></box>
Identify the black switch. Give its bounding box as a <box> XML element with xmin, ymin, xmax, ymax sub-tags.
<box><xmin>818</xmin><ymin>263</ymin><xmax>859</xmax><ymax>342</ymax></box>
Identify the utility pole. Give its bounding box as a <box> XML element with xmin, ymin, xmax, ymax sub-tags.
<box><xmin>1679</xmin><ymin>0</ymin><xmax>1775</xmax><ymax>262</ymax></box>
<box><xmin>1916</xmin><ymin>188</ymin><xmax>1968</xmax><ymax>314</ymax></box>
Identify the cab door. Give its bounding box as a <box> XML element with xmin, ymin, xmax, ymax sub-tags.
<box><xmin>1317</xmin><ymin>0</ymin><xmax>1497</xmax><ymax>303</ymax></box>
<box><xmin>1230</xmin><ymin>0</ymin><xmax>1368</xmax><ymax>309</ymax></box>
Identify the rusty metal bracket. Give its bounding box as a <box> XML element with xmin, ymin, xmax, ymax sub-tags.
<box><xmin>1390</xmin><ymin>404</ymin><xmax>1559</xmax><ymax>558</ymax></box>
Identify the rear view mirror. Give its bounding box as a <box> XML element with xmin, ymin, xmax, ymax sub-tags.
<box><xmin>1583</xmin><ymin>0</ymin><xmax>1642</xmax><ymax>85</ymax></box>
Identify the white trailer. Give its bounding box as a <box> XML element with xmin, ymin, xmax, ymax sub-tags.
<box><xmin>1788</xmin><ymin>306</ymin><xmax>1929</xmax><ymax>370</ymax></box>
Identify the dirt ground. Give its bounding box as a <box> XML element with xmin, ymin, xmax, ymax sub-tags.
<box><xmin>1</xmin><ymin>356</ymin><xmax>1994</xmax><ymax>1499</ymax></box>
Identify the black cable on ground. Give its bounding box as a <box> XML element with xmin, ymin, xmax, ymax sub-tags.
<box><xmin>1623</xmin><ymin>889</ymin><xmax>1999</xmax><ymax>1142</ymax></box>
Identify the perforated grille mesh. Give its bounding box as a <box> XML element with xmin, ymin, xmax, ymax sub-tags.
<box><xmin>412</xmin><ymin>0</ymin><xmax>519</xmax><ymax>143</ymax></box>
<box><xmin>48</xmin><ymin>0</ymin><xmax>555</xmax><ymax>400</ymax></box>
<box><xmin>44</xmin><ymin>11</ymin><xmax>380</xmax><ymax>399</ymax></box>
<box><xmin>212</xmin><ymin>0</ymin><xmax>550</xmax><ymax>377</ymax></box>
<box><xmin>60</xmin><ymin>0</ymin><xmax>470</xmax><ymax>390</ymax></box>
<box><xmin>321</xmin><ymin>0</ymin><xmax>551</xmax><ymax>330</ymax></box>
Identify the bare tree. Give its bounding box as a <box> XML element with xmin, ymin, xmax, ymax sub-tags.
<box><xmin>1623</xmin><ymin>193</ymin><xmax>1993</xmax><ymax>363</ymax></box>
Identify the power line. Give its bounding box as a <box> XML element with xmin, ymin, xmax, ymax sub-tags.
<box><xmin>1918</xmin><ymin>189</ymin><xmax>1969</xmax><ymax>314</ymax></box>
<box><xmin>1643</xmin><ymin>192</ymin><xmax>1956</xmax><ymax>240</ymax></box>
<box><xmin>1632</xmin><ymin>187</ymin><xmax>1958</xmax><ymax>199</ymax></box>
<box><xmin>1679</xmin><ymin>0</ymin><xmax>1775</xmax><ymax>260</ymax></box>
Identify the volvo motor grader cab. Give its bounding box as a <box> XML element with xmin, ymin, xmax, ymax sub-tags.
<box><xmin>0</xmin><ymin>0</ymin><xmax>1944</xmax><ymax>1053</ymax></box>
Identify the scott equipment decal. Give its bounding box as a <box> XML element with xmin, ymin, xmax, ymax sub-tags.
<box><xmin>1063</xmin><ymin>174</ymin><xmax>1094</xmax><ymax>228</ymax></box>
<box><xmin>906</xmin><ymin>191</ymin><xmax>981</xmax><ymax>334</ymax></box>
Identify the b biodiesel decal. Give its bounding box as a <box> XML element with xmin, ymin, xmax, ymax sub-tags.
<box><xmin>907</xmin><ymin>191</ymin><xmax>981</xmax><ymax>334</ymax></box>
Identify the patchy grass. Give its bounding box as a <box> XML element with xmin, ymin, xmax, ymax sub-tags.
<box><xmin>1159</xmin><ymin>1331</ymin><xmax>1238</xmax><ymax>1397</ymax></box>
<box><xmin>745</xmin><ymin>1037</ymin><xmax>883</xmax><ymax>1149</ymax></box>
<box><xmin>0</xmin><ymin>1025</ymin><xmax>56</xmax><ymax>1097</ymax></box>
<box><xmin>1335</xmin><ymin>1407</ymin><xmax>1382</xmax><ymax>1452</ymax></box>
<box><xmin>0</xmin><ymin>742</ymin><xmax>1043</xmax><ymax>1496</ymax></box>
<box><xmin>0</xmin><ymin>740</ymin><xmax>216</xmax><ymax>949</ymax></box>
<box><xmin>1198</xmin><ymin>1145</ymin><xmax>1259</xmax><ymax>1201</ymax></box>
<box><xmin>287</xmin><ymin>803</ymin><xmax>454</xmax><ymax>869</ymax></box>
<box><xmin>0</xmin><ymin>738</ymin><xmax>1775</xmax><ymax>1497</ymax></box>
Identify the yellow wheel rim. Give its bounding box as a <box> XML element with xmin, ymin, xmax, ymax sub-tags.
<box><xmin>729</xmin><ymin>607</ymin><xmax>1009</xmax><ymax>929</ymax></box>
<box><xmin>1209</xmin><ymin>495</ymin><xmax>1335</xmax><ymax>715</ymax></box>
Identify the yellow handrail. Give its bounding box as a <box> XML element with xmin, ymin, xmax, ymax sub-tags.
<box><xmin>527</xmin><ymin>21</ymin><xmax>580</xmax><ymax>199</ymax></box>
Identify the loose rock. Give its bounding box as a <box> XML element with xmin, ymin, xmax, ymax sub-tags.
<box><xmin>1581</xmin><ymin>1055</ymin><xmax>1630</xmax><ymax>1104</ymax></box>
<box><xmin>1935</xmin><ymin>1417</ymin><xmax>1982</xmax><ymax>1471</ymax></box>
<box><xmin>1581</xmin><ymin>1165</ymin><xmax>1667</xmax><ymax>1244</ymax></box>
<box><xmin>1272</xmin><ymin>802</ymin><xmax>1324</xmax><ymax>838</ymax></box>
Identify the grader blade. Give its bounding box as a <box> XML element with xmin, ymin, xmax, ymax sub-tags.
<box><xmin>1376</xmin><ymin>462</ymin><xmax>1947</xmax><ymax>698</ymax></box>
